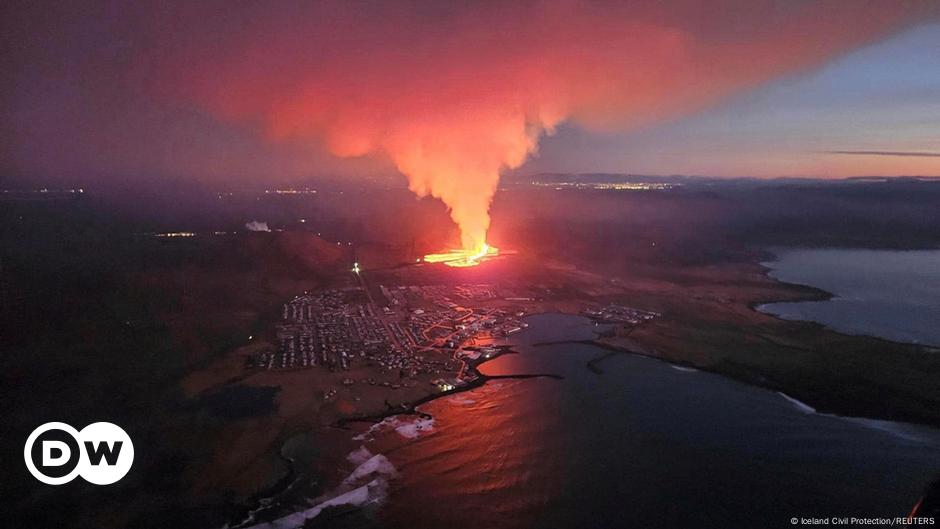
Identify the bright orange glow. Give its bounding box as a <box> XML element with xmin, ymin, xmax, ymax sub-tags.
<box><xmin>424</xmin><ymin>243</ymin><xmax>499</xmax><ymax>268</ymax></box>
<box><xmin>158</xmin><ymin>1</ymin><xmax>933</xmax><ymax>240</ymax></box>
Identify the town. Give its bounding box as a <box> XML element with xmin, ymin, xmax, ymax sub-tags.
<box><xmin>250</xmin><ymin>282</ymin><xmax>530</xmax><ymax>391</ymax></box>
<box><xmin>581</xmin><ymin>303</ymin><xmax>661</xmax><ymax>324</ymax></box>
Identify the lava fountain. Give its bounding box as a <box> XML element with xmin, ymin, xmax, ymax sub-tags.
<box><xmin>151</xmin><ymin>2</ymin><xmax>930</xmax><ymax>272</ymax></box>
<box><xmin>424</xmin><ymin>243</ymin><xmax>499</xmax><ymax>268</ymax></box>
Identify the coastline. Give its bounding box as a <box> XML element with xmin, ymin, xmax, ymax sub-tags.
<box><xmin>230</xmin><ymin>343</ymin><xmax>564</xmax><ymax>528</ymax></box>
<box><xmin>224</xmin><ymin>249</ymin><xmax>940</xmax><ymax>528</ymax></box>
<box><xmin>551</xmin><ymin>334</ymin><xmax>940</xmax><ymax>427</ymax></box>
<box><xmin>582</xmin><ymin>254</ymin><xmax>940</xmax><ymax>427</ymax></box>
<box><xmin>599</xmin><ymin>344</ymin><xmax>937</xmax><ymax>427</ymax></box>
<box><xmin>335</xmin><ymin>345</ymin><xmax>562</xmax><ymax>428</ymax></box>
<box><xmin>755</xmin><ymin>249</ymin><xmax>940</xmax><ymax>348</ymax></box>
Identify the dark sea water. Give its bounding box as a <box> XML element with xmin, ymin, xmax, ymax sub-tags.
<box><xmin>360</xmin><ymin>314</ymin><xmax>940</xmax><ymax>529</ymax></box>
<box><xmin>759</xmin><ymin>248</ymin><xmax>940</xmax><ymax>346</ymax></box>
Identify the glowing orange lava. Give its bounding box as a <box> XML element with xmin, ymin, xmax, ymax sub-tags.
<box><xmin>424</xmin><ymin>243</ymin><xmax>499</xmax><ymax>268</ymax></box>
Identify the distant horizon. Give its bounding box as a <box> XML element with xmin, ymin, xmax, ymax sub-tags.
<box><xmin>5</xmin><ymin>172</ymin><xmax>940</xmax><ymax>192</ymax></box>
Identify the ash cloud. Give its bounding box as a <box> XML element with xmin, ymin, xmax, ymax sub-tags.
<box><xmin>4</xmin><ymin>1</ymin><xmax>938</xmax><ymax>249</ymax></box>
<box><xmin>152</xmin><ymin>1</ymin><xmax>934</xmax><ymax>251</ymax></box>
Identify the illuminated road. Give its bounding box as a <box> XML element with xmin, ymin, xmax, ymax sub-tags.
<box><xmin>353</xmin><ymin>267</ymin><xmax>406</xmax><ymax>352</ymax></box>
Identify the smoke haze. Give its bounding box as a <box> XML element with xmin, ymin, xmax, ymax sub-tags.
<box><xmin>4</xmin><ymin>1</ymin><xmax>938</xmax><ymax>249</ymax></box>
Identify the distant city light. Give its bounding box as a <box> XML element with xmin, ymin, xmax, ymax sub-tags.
<box><xmin>530</xmin><ymin>181</ymin><xmax>680</xmax><ymax>191</ymax></box>
<box><xmin>263</xmin><ymin>188</ymin><xmax>318</xmax><ymax>194</ymax></box>
<box><xmin>155</xmin><ymin>232</ymin><xmax>196</xmax><ymax>238</ymax></box>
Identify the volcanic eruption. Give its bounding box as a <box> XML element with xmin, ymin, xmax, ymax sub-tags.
<box><xmin>142</xmin><ymin>1</ymin><xmax>936</xmax><ymax>266</ymax></box>
<box><xmin>423</xmin><ymin>243</ymin><xmax>500</xmax><ymax>268</ymax></box>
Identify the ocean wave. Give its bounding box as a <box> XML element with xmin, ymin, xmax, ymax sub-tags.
<box><xmin>841</xmin><ymin>417</ymin><xmax>927</xmax><ymax>443</ymax></box>
<box><xmin>347</xmin><ymin>445</ymin><xmax>374</xmax><ymax>465</ymax></box>
<box><xmin>351</xmin><ymin>423</ymin><xmax>378</xmax><ymax>441</ymax></box>
<box><xmin>777</xmin><ymin>392</ymin><xmax>928</xmax><ymax>443</ymax></box>
<box><xmin>343</xmin><ymin>451</ymin><xmax>398</xmax><ymax>485</ymax></box>
<box><xmin>392</xmin><ymin>416</ymin><xmax>435</xmax><ymax>439</ymax></box>
<box><xmin>448</xmin><ymin>395</ymin><xmax>477</xmax><ymax>405</ymax></box>
<box><xmin>354</xmin><ymin>415</ymin><xmax>436</xmax><ymax>442</ymax></box>
<box><xmin>777</xmin><ymin>391</ymin><xmax>817</xmax><ymax>414</ymax></box>
<box><xmin>240</xmin><ymin>448</ymin><xmax>397</xmax><ymax>529</ymax></box>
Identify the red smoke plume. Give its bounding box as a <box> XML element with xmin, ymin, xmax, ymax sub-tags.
<box><xmin>151</xmin><ymin>0</ymin><xmax>934</xmax><ymax>252</ymax></box>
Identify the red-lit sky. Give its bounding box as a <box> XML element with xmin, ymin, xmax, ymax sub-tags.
<box><xmin>3</xmin><ymin>0</ymin><xmax>939</xmax><ymax>187</ymax></box>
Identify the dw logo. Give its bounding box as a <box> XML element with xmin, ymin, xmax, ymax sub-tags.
<box><xmin>24</xmin><ymin>422</ymin><xmax>134</xmax><ymax>485</ymax></box>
